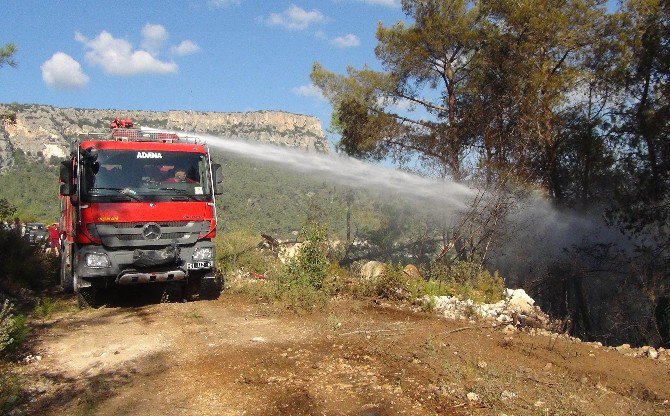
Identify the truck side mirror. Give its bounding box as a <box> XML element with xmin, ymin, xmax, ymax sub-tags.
<box><xmin>59</xmin><ymin>161</ymin><xmax>74</xmax><ymax>196</ymax></box>
<box><xmin>59</xmin><ymin>182</ymin><xmax>75</xmax><ymax>196</ymax></box>
<box><xmin>59</xmin><ymin>160</ymin><xmax>72</xmax><ymax>184</ymax></box>
<box><xmin>212</xmin><ymin>163</ymin><xmax>223</xmax><ymax>195</ymax></box>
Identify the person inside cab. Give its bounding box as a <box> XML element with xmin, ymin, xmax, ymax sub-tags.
<box><xmin>162</xmin><ymin>165</ymin><xmax>197</xmax><ymax>184</ymax></box>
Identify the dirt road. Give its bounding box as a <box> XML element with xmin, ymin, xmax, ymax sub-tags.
<box><xmin>11</xmin><ymin>292</ymin><xmax>670</xmax><ymax>415</ymax></box>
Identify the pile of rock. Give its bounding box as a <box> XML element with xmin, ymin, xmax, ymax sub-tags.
<box><xmin>611</xmin><ymin>343</ymin><xmax>669</xmax><ymax>361</ymax></box>
<box><xmin>429</xmin><ymin>289</ymin><xmax>670</xmax><ymax>361</ymax></box>
<box><xmin>429</xmin><ymin>288</ymin><xmax>551</xmax><ymax>329</ymax></box>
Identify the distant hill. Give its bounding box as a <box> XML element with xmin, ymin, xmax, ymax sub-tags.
<box><xmin>0</xmin><ymin>103</ymin><xmax>329</xmax><ymax>170</ymax></box>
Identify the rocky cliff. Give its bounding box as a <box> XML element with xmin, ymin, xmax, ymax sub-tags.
<box><xmin>0</xmin><ymin>103</ymin><xmax>328</xmax><ymax>169</ymax></box>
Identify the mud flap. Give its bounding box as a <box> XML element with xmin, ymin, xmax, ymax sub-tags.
<box><xmin>75</xmin><ymin>273</ymin><xmax>92</xmax><ymax>289</ymax></box>
<box><xmin>74</xmin><ymin>272</ymin><xmax>102</xmax><ymax>308</ymax></box>
<box><xmin>77</xmin><ymin>286</ymin><xmax>101</xmax><ymax>308</ymax></box>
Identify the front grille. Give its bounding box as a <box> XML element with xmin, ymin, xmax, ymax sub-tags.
<box><xmin>115</xmin><ymin>232</ymin><xmax>191</xmax><ymax>241</ymax></box>
<box><xmin>93</xmin><ymin>221</ymin><xmax>205</xmax><ymax>248</ymax></box>
<box><xmin>108</xmin><ymin>221</ymin><xmax>191</xmax><ymax>229</ymax></box>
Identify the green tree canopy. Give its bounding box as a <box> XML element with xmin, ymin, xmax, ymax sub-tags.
<box><xmin>312</xmin><ymin>0</ymin><xmax>609</xmax><ymax>191</ymax></box>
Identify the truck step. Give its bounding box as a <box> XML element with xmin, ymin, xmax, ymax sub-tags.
<box><xmin>117</xmin><ymin>269</ymin><xmax>186</xmax><ymax>285</ymax></box>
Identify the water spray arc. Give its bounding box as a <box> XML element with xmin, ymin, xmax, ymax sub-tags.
<box><xmin>142</xmin><ymin>127</ymin><xmax>627</xmax><ymax>274</ymax></box>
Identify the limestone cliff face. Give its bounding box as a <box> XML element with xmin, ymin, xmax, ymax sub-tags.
<box><xmin>165</xmin><ymin>110</ymin><xmax>327</xmax><ymax>151</ymax></box>
<box><xmin>0</xmin><ymin>103</ymin><xmax>328</xmax><ymax>169</ymax></box>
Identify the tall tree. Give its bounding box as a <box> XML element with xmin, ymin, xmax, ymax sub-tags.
<box><xmin>313</xmin><ymin>0</ymin><xmax>485</xmax><ymax>179</ymax></box>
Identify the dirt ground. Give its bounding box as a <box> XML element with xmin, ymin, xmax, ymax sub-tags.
<box><xmin>7</xmin><ymin>290</ymin><xmax>670</xmax><ymax>416</ymax></box>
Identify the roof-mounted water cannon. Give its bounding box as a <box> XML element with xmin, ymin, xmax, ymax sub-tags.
<box><xmin>138</xmin><ymin>127</ymin><xmax>203</xmax><ymax>145</ymax></box>
<box><xmin>110</xmin><ymin>117</ymin><xmax>134</xmax><ymax>129</ymax></box>
<box><xmin>174</xmin><ymin>134</ymin><xmax>203</xmax><ymax>145</ymax></box>
<box><xmin>107</xmin><ymin>117</ymin><xmax>179</xmax><ymax>142</ymax></box>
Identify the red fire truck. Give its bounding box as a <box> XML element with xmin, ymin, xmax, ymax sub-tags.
<box><xmin>58</xmin><ymin>120</ymin><xmax>223</xmax><ymax>307</ymax></box>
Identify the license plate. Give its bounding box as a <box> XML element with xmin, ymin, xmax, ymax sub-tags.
<box><xmin>186</xmin><ymin>261</ymin><xmax>212</xmax><ymax>270</ymax></box>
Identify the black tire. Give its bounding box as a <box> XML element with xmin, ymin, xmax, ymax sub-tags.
<box><xmin>60</xmin><ymin>247</ymin><xmax>74</xmax><ymax>293</ymax></box>
<box><xmin>75</xmin><ymin>268</ymin><xmax>104</xmax><ymax>308</ymax></box>
<box><xmin>184</xmin><ymin>277</ymin><xmax>200</xmax><ymax>302</ymax></box>
<box><xmin>200</xmin><ymin>275</ymin><xmax>223</xmax><ymax>300</ymax></box>
<box><xmin>185</xmin><ymin>272</ymin><xmax>223</xmax><ymax>301</ymax></box>
<box><xmin>161</xmin><ymin>282</ymin><xmax>186</xmax><ymax>303</ymax></box>
<box><xmin>77</xmin><ymin>286</ymin><xmax>103</xmax><ymax>308</ymax></box>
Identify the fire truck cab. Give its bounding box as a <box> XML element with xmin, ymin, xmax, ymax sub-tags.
<box><xmin>58</xmin><ymin>121</ymin><xmax>223</xmax><ymax>307</ymax></box>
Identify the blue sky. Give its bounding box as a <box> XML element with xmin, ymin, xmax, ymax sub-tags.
<box><xmin>1</xmin><ymin>0</ymin><xmax>407</xmax><ymax>141</ymax></box>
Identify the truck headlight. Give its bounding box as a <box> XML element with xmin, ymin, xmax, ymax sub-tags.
<box><xmin>85</xmin><ymin>253</ymin><xmax>110</xmax><ymax>268</ymax></box>
<box><xmin>193</xmin><ymin>247</ymin><xmax>213</xmax><ymax>261</ymax></box>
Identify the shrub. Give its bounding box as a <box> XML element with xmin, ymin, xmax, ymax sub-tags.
<box><xmin>322</xmin><ymin>262</ymin><xmax>348</xmax><ymax>296</ymax></box>
<box><xmin>426</xmin><ymin>260</ymin><xmax>505</xmax><ymax>303</ymax></box>
<box><xmin>364</xmin><ymin>265</ymin><xmax>410</xmax><ymax>300</ymax></box>
<box><xmin>0</xmin><ymin>371</ymin><xmax>22</xmax><ymax>415</ymax></box>
<box><xmin>0</xmin><ymin>228</ymin><xmax>58</xmax><ymax>291</ymax></box>
<box><xmin>0</xmin><ymin>300</ymin><xmax>29</xmax><ymax>355</ymax></box>
<box><xmin>278</xmin><ymin>223</ymin><xmax>330</xmax><ymax>291</ymax></box>
<box><xmin>221</xmin><ymin>223</ymin><xmax>338</xmax><ymax>310</ymax></box>
<box><xmin>215</xmin><ymin>229</ymin><xmax>279</xmax><ymax>276</ymax></box>
<box><xmin>276</xmin><ymin>223</ymin><xmax>331</xmax><ymax>309</ymax></box>
<box><xmin>276</xmin><ymin>283</ymin><xmax>329</xmax><ymax>311</ymax></box>
<box><xmin>408</xmin><ymin>278</ymin><xmax>453</xmax><ymax>300</ymax></box>
<box><xmin>33</xmin><ymin>297</ymin><xmax>72</xmax><ymax>320</ymax></box>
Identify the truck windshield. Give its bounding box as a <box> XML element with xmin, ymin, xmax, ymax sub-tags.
<box><xmin>81</xmin><ymin>150</ymin><xmax>212</xmax><ymax>202</ymax></box>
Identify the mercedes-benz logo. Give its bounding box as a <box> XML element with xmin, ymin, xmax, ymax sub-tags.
<box><xmin>142</xmin><ymin>223</ymin><xmax>162</xmax><ymax>240</ymax></box>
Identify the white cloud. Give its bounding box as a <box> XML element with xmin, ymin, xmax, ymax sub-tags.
<box><xmin>331</xmin><ymin>34</ymin><xmax>360</xmax><ymax>48</ymax></box>
<box><xmin>141</xmin><ymin>23</ymin><xmax>169</xmax><ymax>55</ymax></box>
<box><xmin>292</xmin><ymin>84</ymin><xmax>326</xmax><ymax>101</ymax></box>
<box><xmin>41</xmin><ymin>52</ymin><xmax>89</xmax><ymax>90</ymax></box>
<box><xmin>262</xmin><ymin>5</ymin><xmax>325</xmax><ymax>30</ymax></box>
<box><xmin>357</xmin><ymin>0</ymin><xmax>400</xmax><ymax>7</ymax></box>
<box><xmin>171</xmin><ymin>40</ymin><xmax>201</xmax><ymax>56</ymax></box>
<box><xmin>76</xmin><ymin>31</ymin><xmax>178</xmax><ymax>76</ymax></box>
<box><xmin>208</xmin><ymin>0</ymin><xmax>241</xmax><ymax>7</ymax></box>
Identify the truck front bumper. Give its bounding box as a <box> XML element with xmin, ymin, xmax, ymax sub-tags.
<box><xmin>75</xmin><ymin>241</ymin><xmax>215</xmax><ymax>285</ymax></box>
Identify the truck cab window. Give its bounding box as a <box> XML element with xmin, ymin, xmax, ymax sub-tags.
<box><xmin>82</xmin><ymin>150</ymin><xmax>212</xmax><ymax>202</ymax></box>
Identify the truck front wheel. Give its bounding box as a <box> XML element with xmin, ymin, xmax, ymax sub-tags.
<box><xmin>74</xmin><ymin>271</ymin><xmax>104</xmax><ymax>308</ymax></box>
<box><xmin>60</xmin><ymin>246</ymin><xmax>74</xmax><ymax>293</ymax></box>
<box><xmin>76</xmin><ymin>286</ymin><xmax>102</xmax><ymax>308</ymax></box>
